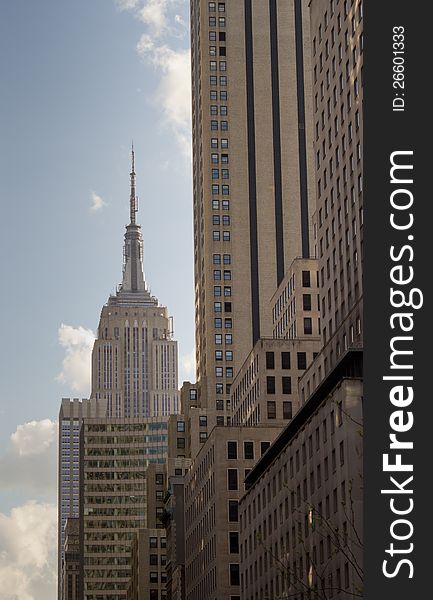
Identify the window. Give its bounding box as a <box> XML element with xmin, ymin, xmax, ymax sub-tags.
<box><xmin>221</xmin><ymin>138</ymin><xmax>229</xmax><ymax>148</ymax></box>
<box><xmin>282</xmin><ymin>376</ymin><xmax>292</xmax><ymax>394</ymax></box>
<box><xmin>150</xmin><ymin>554</ymin><xmax>158</xmax><ymax>565</ymax></box>
<box><xmin>155</xmin><ymin>473</ymin><xmax>164</xmax><ymax>485</ymax></box>
<box><xmin>224</xmin><ymin>302</ymin><xmax>232</xmax><ymax>312</ymax></box>
<box><xmin>214</xmin><ymin>286</ymin><xmax>221</xmax><ymax>296</ymax></box>
<box><xmin>225</xmin><ymin>333</ymin><xmax>232</xmax><ymax>344</ymax></box>
<box><xmin>177</xmin><ymin>421</ymin><xmax>185</xmax><ymax>432</ymax></box>
<box><xmin>177</xmin><ymin>437</ymin><xmax>185</xmax><ymax>449</ymax></box>
<box><xmin>213</xmin><ymin>253</ymin><xmax>221</xmax><ymax>264</ymax></box>
<box><xmin>302</xmin><ymin>270</ymin><xmax>311</xmax><ymax>287</ymax></box>
<box><xmin>150</xmin><ymin>572</ymin><xmax>158</xmax><ymax>583</ymax></box>
<box><xmin>215</xmin><ymin>366</ymin><xmax>223</xmax><ymax>377</ymax></box>
<box><xmin>297</xmin><ymin>352</ymin><xmax>307</xmax><ymax>370</ymax></box>
<box><xmin>225</xmin><ymin>350</ymin><xmax>233</xmax><ymax>361</ymax></box>
<box><xmin>261</xmin><ymin>441</ymin><xmax>271</xmax><ymax>455</ymax></box>
<box><xmin>267</xmin><ymin>401</ymin><xmax>276</xmax><ymax>420</ymax></box>
<box><xmin>304</xmin><ymin>318</ymin><xmax>313</xmax><ymax>335</ymax></box>
<box><xmin>223</xmin><ymin>270</ymin><xmax>231</xmax><ymax>280</ymax></box>
<box><xmin>215</xmin><ymin>334</ymin><xmax>222</xmax><ymax>344</ymax></box>
<box><xmin>224</xmin><ymin>318</ymin><xmax>232</xmax><ymax>328</ymax></box>
<box><xmin>213</xmin><ymin>269</ymin><xmax>221</xmax><ymax>280</ymax></box>
<box><xmin>149</xmin><ymin>537</ymin><xmax>158</xmax><ymax>548</ymax></box>
<box><xmin>266</xmin><ymin>376</ymin><xmax>276</xmax><ymax>394</ymax></box>
<box><xmin>303</xmin><ymin>294</ymin><xmax>312</xmax><ymax>311</ymax></box>
<box><xmin>228</xmin><ymin>469</ymin><xmax>238</xmax><ymax>490</ymax></box>
<box><xmin>227</xmin><ymin>441</ymin><xmax>238</xmax><ymax>459</ymax></box>
<box><xmin>200</xmin><ymin>432</ymin><xmax>208</xmax><ymax>442</ymax></box>
<box><xmin>199</xmin><ymin>416</ymin><xmax>207</xmax><ymax>427</ymax></box>
<box><xmin>244</xmin><ymin>441</ymin><xmax>254</xmax><ymax>459</ymax></box>
<box><xmin>283</xmin><ymin>401</ymin><xmax>293</xmax><ymax>420</ymax></box>
<box><xmin>226</xmin><ymin>367</ymin><xmax>233</xmax><ymax>378</ymax></box>
<box><xmin>228</xmin><ymin>502</ymin><xmax>239</xmax><ymax>523</ymax></box>
<box><xmin>214</xmin><ymin>302</ymin><xmax>222</xmax><ymax>312</ymax></box>
<box><xmin>224</xmin><ymin>286</ymin><xmax>231</xmax><ymax>297</ymax></box>
<box><xmin>211</xmin><ymin>137</ymin><xmax>218</xmax><ymax>148</ymax></box>
<box><xmin>229</xmin><ymin>532</ymin><xmax>239</xmax><ymax>554</ymax></box>
<box><xmin>281</xmin><ymin>352</ymin><xmax>291</xmax><ymax>369</ymax></box>
<box><xmin>229</xmin><ymin>564</ymin><xmax>240</xmax><ymax>586</ymax></box>
<box><xmin>223</xmin><ymin>253</ymin><xmax>231</xmax><ymax>264</ymax></box>
<box><xmin>223</xmin><ymin>231</ymin><xmax>230</xmax><ymax>241</ymax></box>
<box><xmin>266</xmin><ymin>351</ymin><xmax>275</xmax><ymax>369</ymax></box>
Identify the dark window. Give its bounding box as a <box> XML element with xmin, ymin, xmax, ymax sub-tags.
<box><xmin>155</xmin><ymin>473</ymin><xmax>164</xmax><ymax>486</ymax></box>
<box><xmin>174</xmin><ymin>468</ymin><xmax>182</xmax><ymax>476</ymax></box>
<box><xmin>266</xmin><ymin>351</ymin><xmax>275</xmax><ymax>369</ymax></box>
<box><xmin>150</xmin><ymin>591</ymin><xmax>158</xmax><ymax>600</ymax></box>
<box><xmin>303</xmin><ymin>294</ymin><xmax>312</xmax><ymax>310</ymax></box>
<box><xmin>199</xmin><ymin>416</ymin><xmax>207</xmax><ymax>427</ymax></box>
<box><xmin>224</xmin><ymin>302</ymin><xmax>232</xmax><ymax>312</ymax></box>
<box><xmin>227</xmin><ymin>441</ymin><xmax>237</xmax><ymax>459</ymax></box>
<box><xmin>177</xmin><ymin>437</ymin><xmax>185</xmax><ymax>449</ymax></box>
<box><xmin>281</xmin><ymin>352</ymin><xmax>291</xmax><ymax>369</ymax></box>
<box><xmin>229</xmin><ymin>564</ymin><xmax>240</xmax><ymax>586</ymax></box>
<box><xmin>261</xmin><ymin>441</ymin><xmax>271</xmax><ymax>455</ymax></box>
<box><xmin>282</xmin><ymin>376</ymin><xmax>292</xmax><ymax>394</ymax></box>
<box><xmin>266</xmin><ymin>376</ymin><xmax>276</xmax><ymax>394</ymax></box>
<box><xmin>229</xmin><ymin>531</ymin><xmax>239</xmax><ymax>553</ymax></box>
<box><xmin>150</xmin><ymin>572</ymin><xmax>158</xmax><ymax>583</ymax></box>
<box><xmin>297</xmin><ymin>352</ymin><xmax>307</xmax><ymax>370</ymax></box>
<box><xmin>244</xmin><ymin>441</ymin><xmax>254</xmax><ymax>460</ymax></box>
<box><xmin>302</xmin><ymin>270</ymin><xmax>311</xmax><ymax>287</ymax></box>
<box><xmin>304</xmin><ymin>318</ymin><xmax>313</xmax><ymax>335</ymax></box>
<box><xmin>150</xmin><ymin>554</ymin><xmax>158</xmax><ymax>565</ymax></box>
<box><xmin>228</xmin><ymin>469</ymin><xmax>238</xmax><ymax>490</ymax></box>
<box><xmin>228</xmin><ymin>500</ymin><xmax>239</xmax><ymax>522</ymax></box>
<box><xmin>149</xmin><ymin>537</ymin><xmax>158</xmax><ymax>548</ymax></box>
<box><xmin>283</xmin><ymin>401</ymin><xmax>293</xmax><ymax>420</ymax></box>
<box><xmin>267</xmin><ymin>401</ymin><xmax>276</xmax><ymax>419</ymax></box>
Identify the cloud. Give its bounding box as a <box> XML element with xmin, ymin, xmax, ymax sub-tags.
<box><xmin>113</xmin><ymin>0</ymin><xmax>192</xmax><ymax>157</ymax></box>
<box><xmin>0</xmin><ymin>420</ymin><xmax>57</xmax><ymax>495</ymax></box>
<box><xmin>0</xmin><ymin>502</ymin><xmax>57</xmax><ymax>600</ymax></box>
<box><xmin>11</xmin><ymin>420</ymin><xmax>56</xmax><ymax>457</ymax></box>
<box><xmin>90</xmin><ymin>191</ymin><xmax>106</xmax><ymax>211</ymax></box>
<box><xmin>179</xmin><ymin>348</ymin><xmax>195</xmax><ymax>383</ymax></box>
<box><xmin>56</xmin><ymin>323</ymin><xmax>95</xmax><ymax>394</ymax></box>
<box><xmin>137</xmin><ymin>37</ymin><xmax>191</xmax><ymax>157</ymax></box>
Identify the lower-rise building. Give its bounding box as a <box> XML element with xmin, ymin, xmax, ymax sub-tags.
<box><xmin>239</xmin><ymin>349</ymin><xmax>363</xmax><ymax>600</ymax></box>
<box><xmin>79</xmin><ymin>415</ymin><xmax>186</xmax><ymax>599</ymax></box>
<box><xmin>62</xmin><ymin>517</ymin><xmax>80</xmax><ymax>600</ymax></box>
<box><xmin>184</xmin><ymin>425</ymin><xmax>282</xmax><ymax>600</ymax></box>
<box><xmin>127</xmin><ymin>528</ymin><xmax>168</xmax><ymax>600</ymax></box>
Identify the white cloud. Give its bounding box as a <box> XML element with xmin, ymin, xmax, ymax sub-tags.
<box><xmin>179</xmin><ymin>348</ymin><xmax>195</xmax><ymax>383</ymax></box>
<box><xmin>90</xmin><ymin>191</ymin><xmax>106</xmax><ymax>211</ymax></box>
<box><xmin>115</xmin><ymin>0</ymin><xmax>139</xmax><ymax>10</ymax></box>
<box><xmin>56</xmin><ymin>323</ymin><xmax>95</xmax><ymax>394</ymax></box>
<box><xmin>0</xmin><ymin>502</ymin><xmax>57</xmax><ymax>600</ymax></box>
<box><xmin>0</xmin><ymin>420</ymin><xmax>57</xmax><ymax>495</ymax></box>
<box><xmin>113</xmin><ymin>0</ymin><xmax>192</xmax><ymax>157</ymax></box>
<box><xmin>11</xmin><ymin>420</ymin><xmax>56</xmax><ymax>457</ymax></box>
<box><xmin>137</xmin><ymin>37</ymin><xmax>191</xmax><ymax>157</ymax></box>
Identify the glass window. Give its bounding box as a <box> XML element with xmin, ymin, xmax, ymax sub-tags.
<box><xmin>228</xmin><ymin>500</ymin><xmax>239</xmax><ymax>522</ymax></box>
<box><xmin>177</xmin><ymin>421</ymin><xmax>185</xmax><ymax>432</ymax></box>
<box><xmin>244</xmin><ymin>441</ymin><xmax>254</xmax><ymax>459</ymax></box>
<box><xmin>227</xmin><ymin>441</ymin><xmax>237</xmax><ymax>459</ymax></box>
<box><xmin>228</xmin><ymin>469</ymin><xmax>238</xmax><ymax>490</ymax></box>
<box><xmin>283</xmin><ymin>401</ymin><xmax>293</xmax><ymax>419</ymax></box>
<box><xmin>266</xmin><ymin>352</ymin><xmax>275</xmax><ymax>369</ymax></box>
<box><xmin>281</xmin><ymin>352</ymin><xmax>291</xmax><ymax>369</ymax></box>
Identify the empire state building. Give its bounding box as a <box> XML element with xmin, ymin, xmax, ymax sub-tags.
<box><xmin>91</xmin><ymin>147</ymin><xmax>179</xmax><ymax>417</ymax></box>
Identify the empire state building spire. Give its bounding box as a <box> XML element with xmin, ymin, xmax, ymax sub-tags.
<box><xmin>108</xmin><ymin>145</ymin><xmax>158</xmax><ymax>307</ymax></box>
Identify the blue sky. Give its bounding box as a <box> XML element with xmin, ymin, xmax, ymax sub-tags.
<box><xmin>0</xmin><ymin>1</ymin><xmax>193</xmax><ymax>596</ymax></box>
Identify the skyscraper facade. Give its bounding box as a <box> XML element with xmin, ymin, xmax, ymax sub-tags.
<box><xmin>58</xmin><ymin>397</ymin><xmax>107</xmax><ymax>600</ymax></box>
<box><xmin>190</xmin><ymin>0</ymin><xmax>317</xmax><ymax>417</ymax></box>
<box><xmin>90</xmin><ymin>149</ymin><xmax>179</xmax><ymax>418</ymax></box>
<box><xmin>310</xmin><ymin>0</ymin><xmax>363</xmax><ymax>371</ymax></box>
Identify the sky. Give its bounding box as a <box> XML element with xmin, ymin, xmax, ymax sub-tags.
<box><xmin>0</xmin><ymin>1</ymin><xmax>193</xmax><ymax>597</ymax></box>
